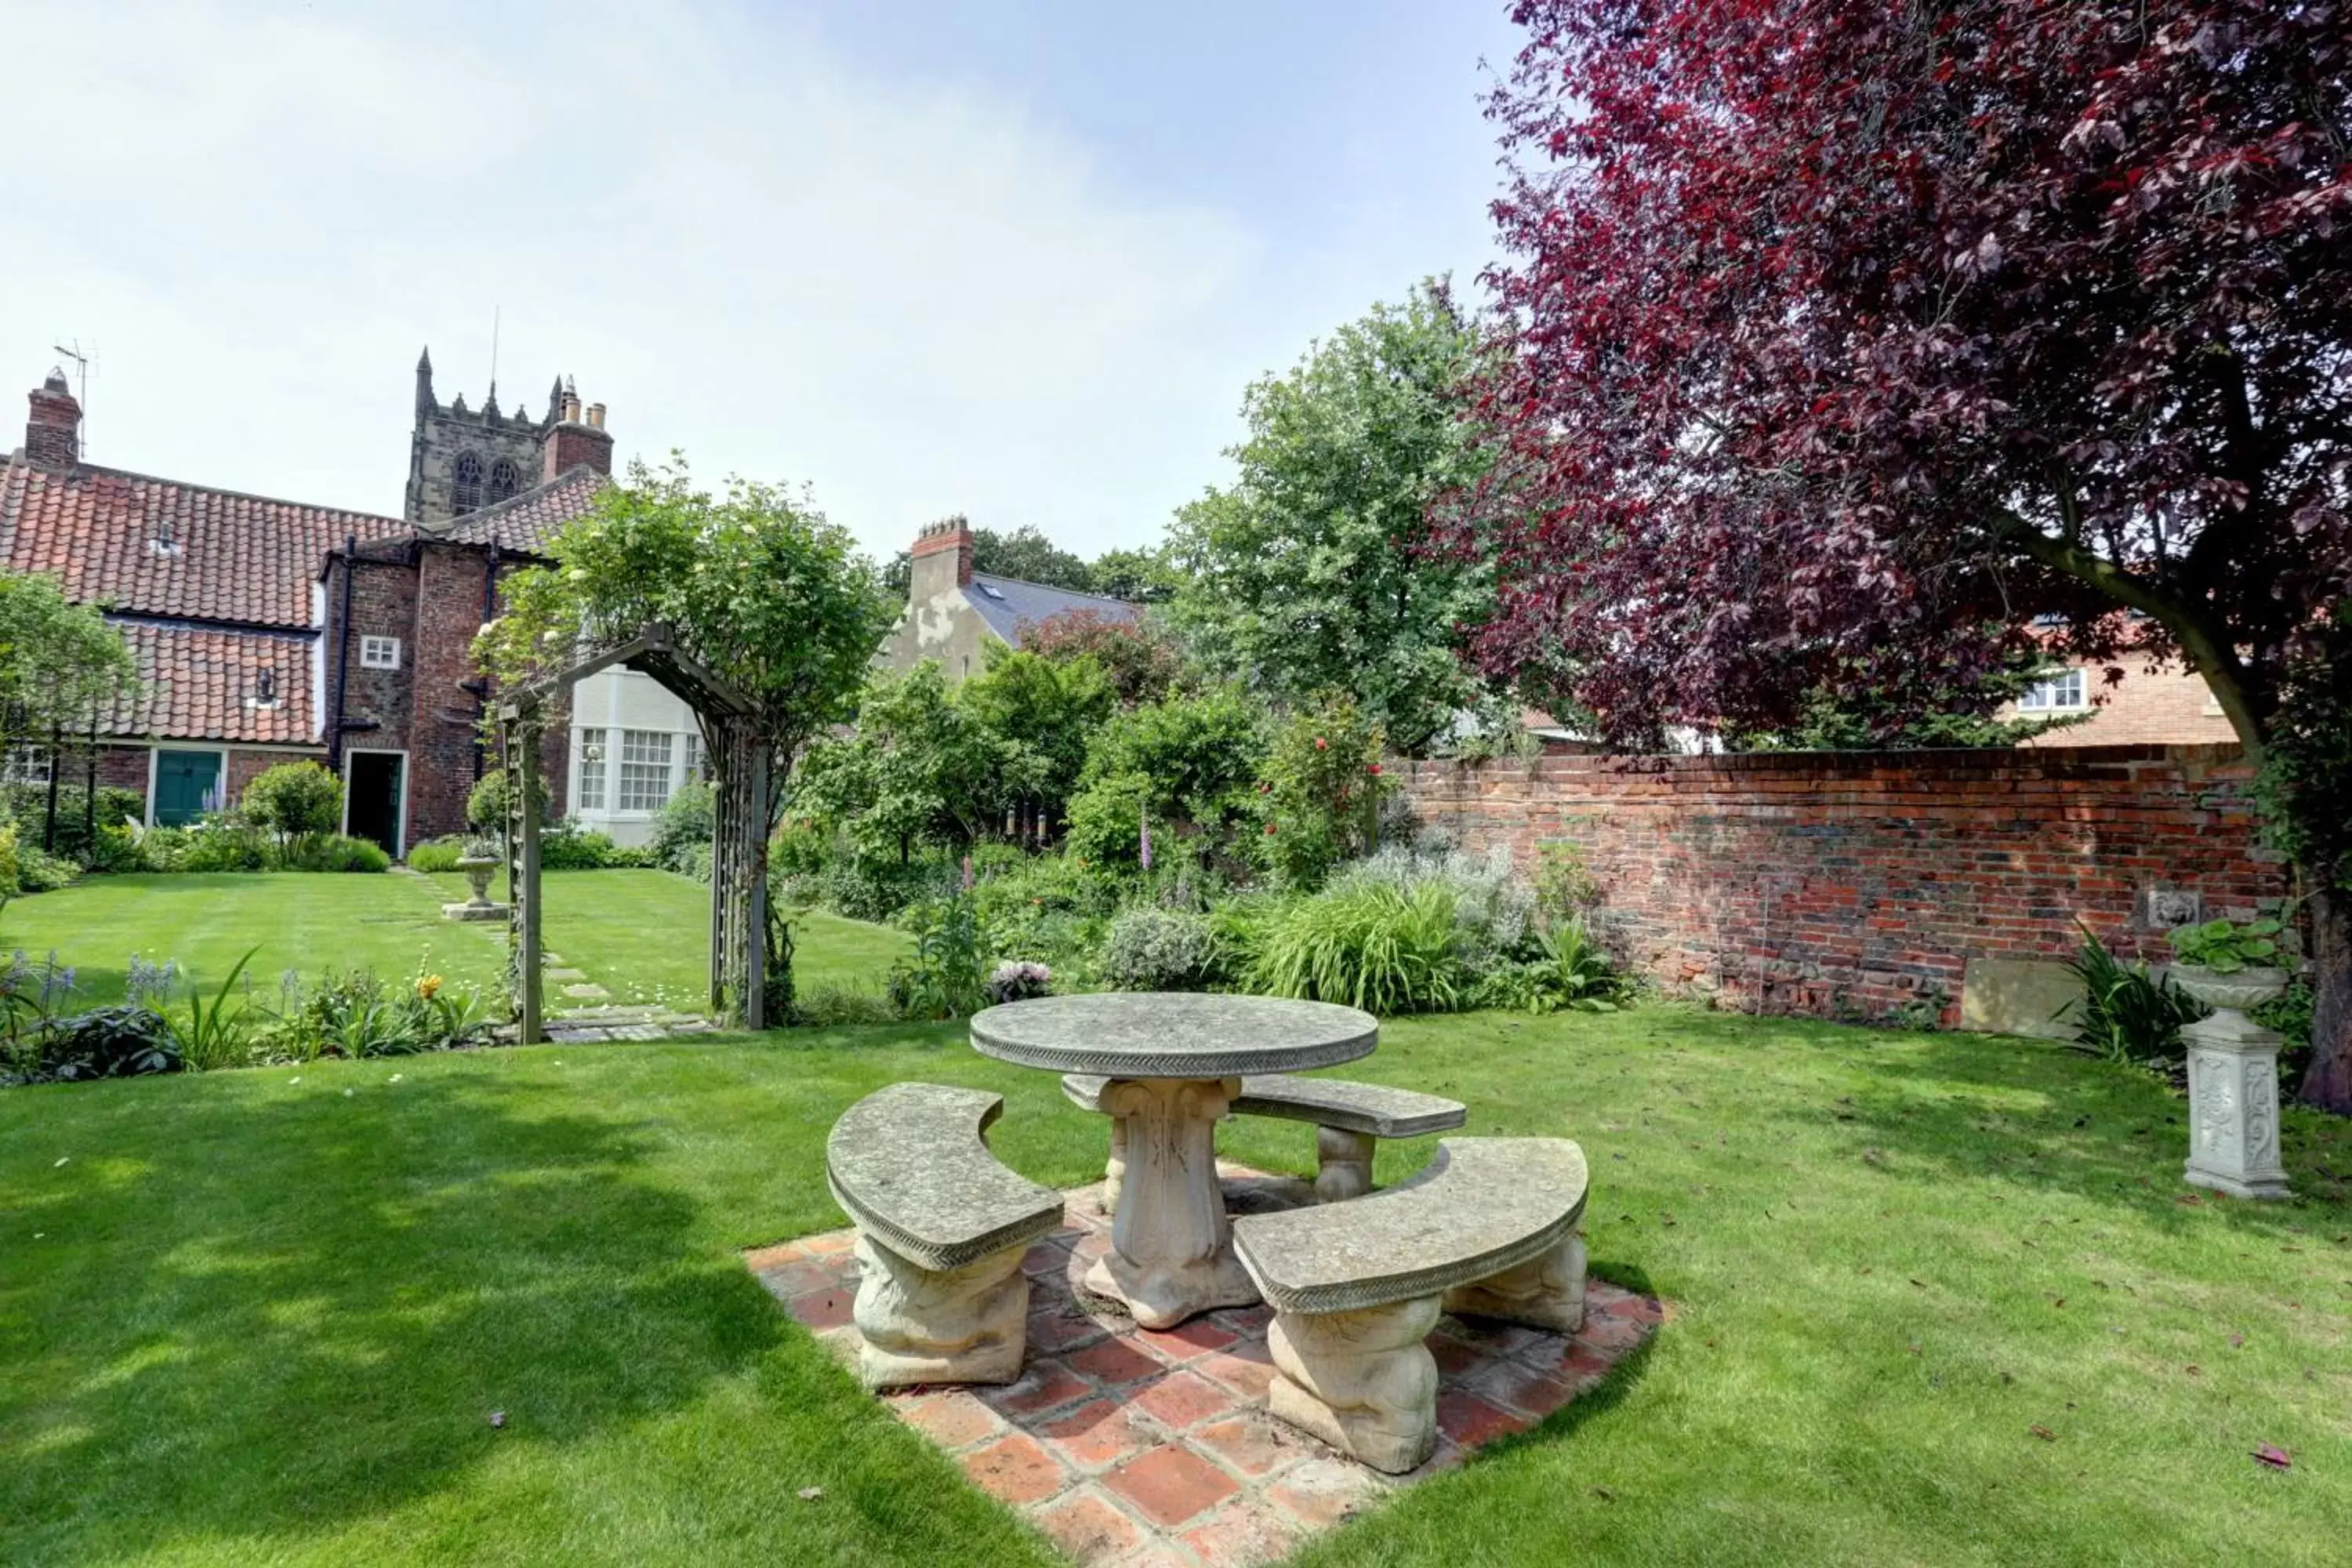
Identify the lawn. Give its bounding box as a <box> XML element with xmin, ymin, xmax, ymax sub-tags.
<box><xmin>0</xmin><ymin>870</ymin><xmax>905</xmax><ymax>1013</ymax></box>
<box><xmin>3</xmin><ymin>1007</ymin><xmax>2347</xmax><ymax>1566</ymax></box>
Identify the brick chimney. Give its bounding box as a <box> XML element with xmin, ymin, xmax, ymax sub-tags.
<box><xmin>909</xmin><ymin>514</ymin><xmax>975</xmax><ymax>598</ymax></box>
<box><xmin>25</xmin><ymin>370</ymin><xmax>81</xmax><ymax>469</ymax></box>
<box><xmin>539</xmin><ymin>378</ymin><xmax>614</xmax><ymax>481</ymax></box>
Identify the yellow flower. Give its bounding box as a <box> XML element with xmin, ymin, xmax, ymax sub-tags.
<box><xmin>416</xmin><ymin>974</ymin><xmax>444</xmax><ymax>1000</ymax></box>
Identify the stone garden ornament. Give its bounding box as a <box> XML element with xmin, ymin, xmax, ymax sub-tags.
<box><xmin>2169</xmin><ymin>919</ymin><xmax>2294</xmax><ymax>1201</ymax></box>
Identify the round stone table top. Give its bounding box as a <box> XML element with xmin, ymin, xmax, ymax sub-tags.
<box><xmin>970</xmin><ymin>993</ymin><xmax>1378</xmax><ymax>1080</ymax></box>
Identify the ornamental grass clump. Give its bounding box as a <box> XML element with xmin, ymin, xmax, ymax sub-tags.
<box><xmin>1247</xmin><ymin>880</ymin><xmax>1465</xmax><ymax>1014</ymax></box>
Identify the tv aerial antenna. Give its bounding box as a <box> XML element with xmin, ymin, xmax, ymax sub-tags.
<box><xmin>52</xmin><ymin>338</ymin><xmax>93</xmax><ymax>457</ymax></box>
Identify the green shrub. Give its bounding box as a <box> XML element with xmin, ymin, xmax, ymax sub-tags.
<box><xmin>172</xmin><ymin>817</ymin><xmax>270</xmax><ymax>873</ymax></box>
<box><xmin>1065</xmin><ymin>687</ymin><xmax>1267</xmax><ymax>869</ymax></box>
<box><xmin>2060</xmin><ymin>924</ymin><xmax>2205</xmax><ymax>1065</ymax></box>
<box><xmin>1255</xmin><ymin>697</ymin><xmax>1394</xmax><ymax>889</ymax></box>
<box><xmin>1332</xmin><ymin>843</ymin><xmax>1535</xmax><ymax>970</ymax></box>
<box><xmin>1</xmin><ymin>783</ymin><xmax>144</xmax><ymax>863</ymax></box>
<box><xmin>16</xmin><ymin>843</ymin><xmax>79</xmax><ymax>892</ymax></box>
<box><xmin>790</xmin><ymin>981</ymin><xmax>901</xmax><ymax>1028</ymax></box>
<box><xmin>0</xmin><ymin>822</ymin><xmax>19</xmax><ymax>895</ymax></box>
<box><xmin>648</xmin><ymin>779</ymin><xmax>715</xmax><ymax>877</ymax></box>
<box><xmin>887</xmin><ymin>895</ymin><xmax>988</xmax><ymax>1020</ymax></box>
<box><xmin>29</xmin><ymin>1006</ymin><xmax>183</xmax><ymax>1080</ymax></box>
<box><xmin>1100</xmin><ymin>907</ymin><xmax>1220</xmax><ymax>991</ymax></box>
<box><xmin>259</xmin><ymin>968</ymin><xmax>492</xmax><ymax>1062</ymax></box>
<box><xmin>88</xmin><ymin>823</ymin><xmax>145</xmax><ymax>873</ymax></box>
<box><xmin>538</xmin><ymin>823</ymin><xmax>646</xmax><ymax>869</ymax></box>
<box><xmin>1248</xmin><ymin>880</ymin><xmax>1465</xmax><ymax>1014</ymax></box>
<box><xmin>241</xmin><ymin>761</ymin><xmax>343</xmax><ymax>855</ymax></box>
<box><xmin>468</xmin><ymin>768</ymin><xmax>549</xmax><ymax>837</ymax></box>
<box><xmin>1473</xmin><ymin>917</ymin><xmax>1627</xmax><ymax>1014</ymax></box>
<box><xmin>822</xmin><ymin>855</ymin><xmax>947</xmax><ymax>922</ymax></box>
<box><xmin>406</xmin><ymin>836</ymin><xmax>469</xmax><ymax>873</ymax></box>
<box><xmin>288</xmin><ymin>835</ymin><xmax>391</xmax><ymax>873</ymax></box>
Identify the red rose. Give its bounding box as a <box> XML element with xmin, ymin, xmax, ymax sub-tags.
<box><xmin>1367</xmin><ymin>763</ymin><xmax>1382</xmax><ymax>775</ymax></box>
<box><xmin>1264</xmin><ymin>822</ymin><xmax>1277</xmax><ymax>834</ymax></box>
<box><xmin>1314</xmin><ymin>737</ymin><xmax>1327</xmax><ymax>750</ymax></box>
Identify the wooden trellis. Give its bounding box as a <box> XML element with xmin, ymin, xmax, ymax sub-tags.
<box><xmin>497</xmin><ymin>622</ymin><xmax>766</xmax><ymax>1042</ymax></box>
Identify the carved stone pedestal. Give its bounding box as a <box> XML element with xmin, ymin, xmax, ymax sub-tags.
<box><xmin>2182</xmin><ymin>1013</ymin><xmax>2292</xmax><ymax>1201</ymax></box>
<box><xmin>850</xmin><ymin>1232</ymin><xmax>1032</xmax><ymax>1389</ymax></box>
<box><xmin>1082</xmin><ymin>1076</ymin><xmax>1261</xmax><ymax>1328</ymax></box>
<box><xmin>1313</xmin><ymin>1127</ymin><xmax>1375</xmax><ymax>1203</ymax></box>
<box><xmin>1265</xmin><ymin>1294</ymin><xmax>1441</xmax><ymax>1474</ymax></box>
<box><xmin>1093</xmin><ymin>1115</ymin><xmax>1127</xmax><ymax>1216</ymax></box>
<box><xmin>1443</xmin><ymin>1231</ymin><xmax>1588</xmax><ymax>1334</ymax></box>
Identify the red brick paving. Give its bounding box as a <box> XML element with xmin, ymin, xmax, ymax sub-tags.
<box><xmin>748</xmin><ymin>1167</ymin><xmax>1661</xmax><ymax>1567</ymax></box>
<box><xmin>1105</xmin><ymin>1446</ymin><xmax>1242</xmax><ymax>1528</ymax></box>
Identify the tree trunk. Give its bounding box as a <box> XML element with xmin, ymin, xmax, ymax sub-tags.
<box><xmin>2298</xmin><ymin>880</ymin><xmax>2352</xmax><ymax>1115</ymax></box>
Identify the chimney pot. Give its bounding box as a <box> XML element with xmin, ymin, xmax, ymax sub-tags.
<box><xmin>586</xmin><ymin>402</ymin><xmax>606</xmax><ymax>430</ymax></box>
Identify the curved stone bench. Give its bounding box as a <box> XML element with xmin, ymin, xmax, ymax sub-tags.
<box><xmin>1230</xmin><ymin>1137</ymin><xmax>1589</xmax><ymax>1472</ymax></box>
<box><xmin>1062</xmin><ymin>1071</ymin><xmax>1466</xmax><ymax>1209</ymax></box>
<box><xmin>826</xmin><ymin>1081</ymin><xmax>1064</xmax><ymax>1390</ymax></box>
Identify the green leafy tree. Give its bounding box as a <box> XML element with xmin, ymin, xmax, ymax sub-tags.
<box><xmin>0</xmin><ymin>570</ymin><xmax>137</xmax><ymax>752</ymax></box>
<box><xmin>1064</xmin><ymin>686</ymin><xmax>1267</xmax><ymax>869</ymax></box>
<box><xmin>795</xmin><ymin>662</ymin><xmax>1037</xmax><ymax>863</ymax></box>
<box><xmin>1085</xmin><ymin>546</ymin><xmax>1178</xmax><ymax>604</ymax></box>
<box><xmin>241</xmin><ymin>762</ymin><xmax>343</xmax><ymax>856</ymax></box>
<box><xmin>960</xmin><ymin>649</ymin><xmax>1116</xmax><ymax>828</ymax></box>
<box><xmin>1019</xmin><ymin>609</ymin><xmax>1189</xmax><ymax>708</ymax></box>
<box><xmin>1167</xmin><ymin>282</ymin><xmax>1497</xmax><ymax>755</ymax></box>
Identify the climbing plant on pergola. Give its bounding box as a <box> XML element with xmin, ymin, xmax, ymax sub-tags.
<box><xmin>474</xmin><ymin>458</ymin><xmax>896</xmax><ymax>1042</ymax></box>
<box><xmin>499</xmin><ymin>622</ymin><xmax>767</xmax><ymax>1040</ymax></box>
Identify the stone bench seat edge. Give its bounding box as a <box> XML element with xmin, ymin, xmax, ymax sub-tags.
<box><xmin>1060</xmin><ymin>1072</ymin><xmax>1467</xmax><ymax>1139</ymax></box>
<box><xmin>826</xmin><ymin>1082</ymin><xmax>1064</xmax><ymax>1273</ymax></box>
<box><xmin>1230</xmin><ymin>1138</ymin><xmax>1590</xmax><ymax>1316</ymax></box>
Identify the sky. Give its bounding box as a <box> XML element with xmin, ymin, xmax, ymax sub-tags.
<box><xmin>2</xmin><ymin>1</ymin><xmax>1523</xmax><ymax>563</ymax></box>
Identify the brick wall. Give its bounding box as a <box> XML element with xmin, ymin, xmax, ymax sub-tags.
<box><xmin>1399</xmin><ymin>745</ymin><xmax>2293</xmax><ymax>1026</ymax></box>
<box><xmin>406</xmin><ymin>543</ymin><xmax>495</xmax><ymax>842</ymax></box>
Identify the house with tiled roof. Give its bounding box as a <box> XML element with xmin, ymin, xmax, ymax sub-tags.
<box><xmin>0</xmin><ymin>360</ymin><xmax>700</xmax><ymax>852</ymax></box>
<box><xmin>877</xmin><ymin>516</ymin><xmax>1140</xmax><ymax>680</ymax></box>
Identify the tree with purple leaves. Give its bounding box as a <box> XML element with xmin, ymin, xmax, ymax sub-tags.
<box><xmin>1443</xmin><ymin>2</ymin><xmax>2352</xmax><ymax>1108</ymax></box>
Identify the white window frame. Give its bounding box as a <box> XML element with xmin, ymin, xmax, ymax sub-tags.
<box><xmin>339</xmin><ymin>747</ymin><xmax>409</xmax><ymax>858</ymax></box>
<box><xmin>359</xmin><ymin>635</ymin><xmax>402</xmax><ymax>671</ymax></box>
<box><xmin>615</xmin><ymin>729</ymin><xmax>674</xmax><ymax>813</ymax></box>
<box><xmin>576</xmin><ymin>727</ymin><xmax>608</xmax><ymax>812</ymax></box>
<box><xmin>2</xmin><ymin>743</ymin><xmax>53</xmax><ymax>786</ymax></box>
<box><xmin>2018</xmin><ymin>668</ymin><xmax>2087</xmax><ymax>712</ymax></box>
<box><xmin>681</xmin><ymin>730</ymin><xmax>706</xmax><ymax>786</ymax></box>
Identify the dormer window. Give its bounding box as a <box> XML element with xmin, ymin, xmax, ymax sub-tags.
<box><xmin>360</xmin><ymin>635</ymin><xmax>401</xmax><ymax>670</ymax></box>
<box><xmin>452</xmin><ymin>452</ymin><xmax>484</xmax><ymax>514</ymax></box>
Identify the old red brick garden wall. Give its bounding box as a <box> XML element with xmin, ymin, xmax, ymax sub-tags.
<box><xmin>1399</xmin><ymin>745</ymin><xmax>2294</xmax><ymax>1026</ymax></box>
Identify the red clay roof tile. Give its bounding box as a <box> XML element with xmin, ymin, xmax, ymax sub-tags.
<box><xmin>106</xmin><ymin>620</ymin><xmax>317</xmax><ymax>746</ymax></box>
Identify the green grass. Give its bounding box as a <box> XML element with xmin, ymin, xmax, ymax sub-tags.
<box><xmin>4</xmin><ymin>1008</ymin><xmax>2347</xmax><ymax>1565</ymax></box>
<box><xmin>0</xmin><ymin>870</ymin><xmax>906</xmax><ymax>1014</ymax></box>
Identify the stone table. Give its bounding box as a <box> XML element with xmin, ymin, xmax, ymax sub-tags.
<box><xmin>971</xmin><ymin>993</ymin><xmax>1377</xmax><ymax>1328</ymax></box>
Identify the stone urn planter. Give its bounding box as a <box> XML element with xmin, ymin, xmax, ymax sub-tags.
<box><xmin>442</xmin><ymin>848</ymin><xmax>510</xmax><ymax>924</ymax></box>
<box><xmin>2172</xmin><ymin>964</ymin><xmax>2292</xmax><ymax>1201</ymax></box>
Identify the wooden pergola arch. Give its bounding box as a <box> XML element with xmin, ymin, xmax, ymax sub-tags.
<box><xmin>497</xmin><ymin>622</ymin><xmax>769</xmax><ymax>1041</ymax></box>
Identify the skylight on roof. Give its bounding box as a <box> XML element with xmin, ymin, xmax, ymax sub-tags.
<box><xmin>978</xmin><ymin>583</ymin><xmax>1006</xmax><ymax>600</ymax></box>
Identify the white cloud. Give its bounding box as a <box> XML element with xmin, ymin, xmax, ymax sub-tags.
<box><xmin>2</xmin><ymin>1</ymin><xmax>1490</xmax><ymax>561</ymax></box>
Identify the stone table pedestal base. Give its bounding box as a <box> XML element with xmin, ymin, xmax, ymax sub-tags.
<box><xmin>1265</xmin><ymin>1294</ymin><xmax>1441</xmax><ymax>1474</ymax></box>
<box><xmin>2183</xmin><ymin>1011</ymin><xmax>2292</xmax><ymax>1201</ymax></box>
<box><xmin>1313</xmin><ymin>1127</ymin><xmax>1375</xmax><ymax>1203</ymax></box>
<box><xmin>1081</xmin><ymin>1076</ymin><xmax>1261</xmax><ymax>1329</ymax></box>
<box><xmin>850</xmin><ymin>1232</ymin><xmax>1031</xmax><ymax>1389</ymax></box>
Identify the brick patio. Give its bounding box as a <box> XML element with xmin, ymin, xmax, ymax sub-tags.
<box><xmin>747</xmin><ymin>1163</ymin><xmax>1661</xmax><ymax>1567</ymax></box>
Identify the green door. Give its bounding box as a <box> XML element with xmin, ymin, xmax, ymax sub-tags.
<box><xmin>154</xmin><ymin>750</ymin><xmax>223</xmax><ymax>826</ymax></box>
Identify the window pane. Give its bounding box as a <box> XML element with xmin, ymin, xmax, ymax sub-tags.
<box><xmin>617</xmin><ymin>730</ymin><xmax>673</xmax><ymax>811</ymax></box>
<box><xmin>578</xmin><ymin>728</ymin><xmax>607</xmax><ymax>811</ymax></box>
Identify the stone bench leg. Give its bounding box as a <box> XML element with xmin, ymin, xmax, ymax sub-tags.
<box><xmin>1265</xmin><ymin>1294</ymin><xmax>1440</xmax><ymax>1474</ymax></box>
<box><xmin>849</xmin><ymin>1232</ymin><xmax>1030</xmax><ymax>1390</ymax></box>
<box><xmin>1442</xmin><ymin>1230</ymin><xmax>1586</xmax><ymax>1334</ymax></box>
<box><xmin>1313</xmin><ymin>1127</ymin><xmax>1376</xmax><ymax>1203</ymax></box>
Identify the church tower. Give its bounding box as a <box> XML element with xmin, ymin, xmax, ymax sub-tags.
<box><xmin>402</xmin><ymin>348</ymin><xmax>609</xmax><ymax>528</ymax></box>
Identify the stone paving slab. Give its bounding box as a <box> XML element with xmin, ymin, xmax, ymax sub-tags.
<box><xmin>748</xmin><ymin>1163</ymin><xmax>1662</xmax><ymax>1567</ymax></box>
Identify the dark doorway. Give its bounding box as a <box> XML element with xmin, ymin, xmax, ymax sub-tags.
<box><xmin>346</xmin><ymin>751</ymin><xmax>405</xmax><ymax>857</ymax></box>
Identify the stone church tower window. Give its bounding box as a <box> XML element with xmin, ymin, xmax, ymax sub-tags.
<box><xmin>452</xmin><ymin>452</ymin><xmax>485</xmax><ymax>514</ymax></box>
